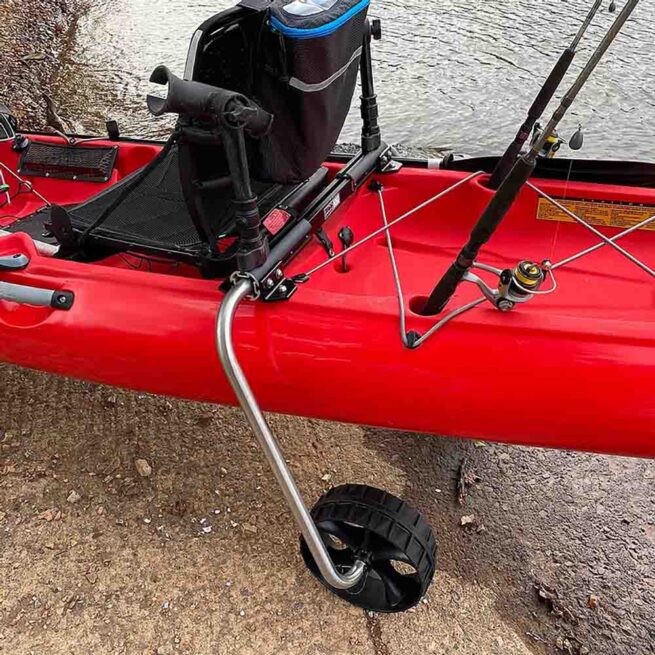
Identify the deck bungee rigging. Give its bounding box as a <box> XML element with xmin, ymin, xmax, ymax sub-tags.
<box><xmin>0</xmin><ymin>0</ymin><xmax>651</xmax><ymax>613</ymax></box>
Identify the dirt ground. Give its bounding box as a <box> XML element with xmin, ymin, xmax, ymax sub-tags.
<box><xmin>0</xmin><ymin>364</ymin><xmax>653</xmax><ymax>655</ymax></box>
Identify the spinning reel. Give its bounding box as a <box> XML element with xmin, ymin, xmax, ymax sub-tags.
<box><xmin>463</xmin><ymin>259</ymin><xmax>553</xmax><ymax>312</ymax></box>
<box><xmin>531</xmin><ymin>122</ymin><xmax>585</xmax><ymax>159</ymax></box>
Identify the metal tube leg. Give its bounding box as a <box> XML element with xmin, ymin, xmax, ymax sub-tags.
<box><xmin>216</xmin><ymin>280</ymin><xmax>366</xmax><ymax>591</ymax></box>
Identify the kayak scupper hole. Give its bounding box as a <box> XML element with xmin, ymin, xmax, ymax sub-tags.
<box><xmin>474</xmin><ymin>175</ymin><xmax>497</xmax><ymax>194</ymax></box>
<box><xmin>333</xmin><ymin>260</ymin><xmax>352</xmax><ymax>274</ymax></box>
<box><xmin>409</xmin><ymin>296</ymin><xmax>430</xmax><ymax>316</ymax></box>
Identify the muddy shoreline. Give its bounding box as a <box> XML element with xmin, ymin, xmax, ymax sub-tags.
<box><xmin>0</xmin><ymin>0</ymin><xmax>85</xmax><ymax>128</ymax></box>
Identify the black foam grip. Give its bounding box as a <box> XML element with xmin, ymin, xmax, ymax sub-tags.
<box><xmin>528</xmin><ymin>48</ymin><xmax>575</xmax><ymax>120</ymax></box>
<box><xmin>470</xmin><ymin>157</ymin><xmax>536</xmax><ymax>247</ymax></box>
<box><xmin>488</xmin><ymin>48</ymin><xmax>574</xmax><ymax>190</ymax></box>
<box><xmin>421</xmin><ymin>261</ymin><xmax>468</xmax><ymax>316</ymax></box>
<box><xmin>422</xmin><ymin>157</ymin><xmax>536</xmax><ymax>316</ymax></box>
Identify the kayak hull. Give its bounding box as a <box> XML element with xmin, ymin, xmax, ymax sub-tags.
<box><xmin>0</xmin><ymin>138</ymin><xmax>653</xmax><ymax>458</ymax></box>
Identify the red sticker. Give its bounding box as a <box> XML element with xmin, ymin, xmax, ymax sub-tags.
<box><xmin>263</xmin><ymin>209</ymin><xmax>292</xmax><ymax>236</ymax></box>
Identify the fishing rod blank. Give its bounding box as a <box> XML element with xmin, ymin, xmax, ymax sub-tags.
<box><xmin>488</xmin><ymin>0</ymin><xmax>605</xmax><ymax>190</ymax></box>
<box><xmin>422</xmin><ymin>0</ymin><xmax>639</xmax><ymax>316</ymax></box>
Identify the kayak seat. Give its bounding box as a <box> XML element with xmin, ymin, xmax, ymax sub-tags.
<box><xmin>22</xmin><ymin>1</ymin><xmax>372</xmax><ymax>277</ymax></box>
<box><xmin>25</xmin><ymin>141</ymin><xmax>327</xmax><ymax>275</ymax></box>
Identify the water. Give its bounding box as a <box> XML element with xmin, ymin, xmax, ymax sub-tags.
<box><xmin>54</xmin><ymin>0</ymin><xmax>655</xmax><ymax>161</ymax></box>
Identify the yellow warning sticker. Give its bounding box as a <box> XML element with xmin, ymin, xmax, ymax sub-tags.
<box><xmin>537</xmin><ymin>197</ymin><xmax>655</xmax><ymax>232</ymax></box>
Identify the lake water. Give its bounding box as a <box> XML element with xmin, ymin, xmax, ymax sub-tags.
<box><xmin>54</xmin><ymin>0</ymin><xmax>655</xmax><ymax>160</ymax></box>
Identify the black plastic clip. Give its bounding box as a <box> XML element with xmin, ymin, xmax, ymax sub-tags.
<box><xmin>106</xmin><ymin>119</ymin><xmax>120</xmax><ymax>141</ymax></box>
<box><xmin>47</xmin><ymin>205</ymin><xmax>78</xmax><ymax>254</ymax></box>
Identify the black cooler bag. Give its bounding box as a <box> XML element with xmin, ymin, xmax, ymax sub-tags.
<box><xmin>254</xmin><ymin>0</ymin><xmax>370</xmax><ymax>184</ymax></box>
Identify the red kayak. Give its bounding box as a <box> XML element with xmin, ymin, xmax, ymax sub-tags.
<box><xmin>0</xmin><ymin>130</ymin><xmax>653</xmax><ymax>456</ymax></box>
<box><xmin>0</xmin><ymin>0</ymin><xmax>651</xmax><ymax>613</ymax></box>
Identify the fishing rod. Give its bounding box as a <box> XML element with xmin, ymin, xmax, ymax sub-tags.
<box><xmin>421</xmin><ymin>0</ymin><xmax>639</xmax><ymax>316</ymax></box>
<box><xmin>488</xmin><ymin>0</ymin><xmax>611</xmax><ymax>190</ymax></box>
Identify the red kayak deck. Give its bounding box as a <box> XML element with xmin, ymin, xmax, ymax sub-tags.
<box><xmin>0</xmin><ymin>137</ymin><xmax>653</xmax><ymax>457</ymax></box>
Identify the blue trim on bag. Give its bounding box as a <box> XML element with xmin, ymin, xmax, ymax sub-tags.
<box><xmin>270</xmin><ymin>0</ymin><xmax>370</xmax><ymax>39</ymax></box>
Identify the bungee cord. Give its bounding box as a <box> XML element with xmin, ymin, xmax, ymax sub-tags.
<box><xmin>295</xmin><ymin>171</ymin><xmax>654</xmax><ymax>350</ymax></box>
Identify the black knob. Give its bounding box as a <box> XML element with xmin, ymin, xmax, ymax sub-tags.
<box><xmin>338</xmin><ymin>226</ymin><xmax>354</xmax><ymax>273</ymax></box>
<box><xmin>339</xmin><ymin>226</ymin><xmax>354</xmax><ymax>249</ymax></box>
<box><xmin>372</xmin><ymin>19</ymin><xmax>382</xmax><ymax>41</ymax></box>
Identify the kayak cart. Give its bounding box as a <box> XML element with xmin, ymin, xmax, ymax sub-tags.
<box><xmin>0</xmin><ymin>0</ymin><xmax>650</xmax><ymax>611</ymax></box>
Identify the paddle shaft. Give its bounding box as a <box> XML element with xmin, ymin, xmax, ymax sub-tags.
<box><xmin>422</xmin><ymin>0</ymin><xmax>640</xmax><ymax>316</ymax></box>
<box><xmin>488</xmin><ymin>0</ymin><xmax>603</xmax><ymax>190</ymax></box>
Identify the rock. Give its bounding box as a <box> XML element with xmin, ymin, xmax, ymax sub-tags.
<box><xmin>38</xmin><ymin>508</ymin><xmax>61</xmax><ymax>522</ymax></box>
<box><xmin>220</xmin><ymin>467</ymin><xmax>228</xmax><ymax>476</ymax></box>
<box><xmin>97</xmin><ymin>506</ymin><xmax>105</xmax><ymax>516</ymax></box>
<box><xmin>243</xmin><ymin>524</ymin><xmax>257</xmax><ymax>534</ymax></box>
<box><xmin>156</xmin><ymin>646</ymin><xmax>173</xmax><ymax>655</ymax></box>
<box><xmin>135</xmin><ymin>459</ymin><xmax>152</xmax><ymax>478</ymax></box>
<box><xmin>67</xmin><ymin>490</ymin><xmax>81</xmax><ymax>504</ymax></box>
<box><xmin>588</xmin><ymin>594</ymin><xmax>599</xmax><ymax>610</ymax></box>
<box><xmin>321</xmin><ymin>473</ymin><xmax>332</xmax><ymax>482</ymax></box>
<box><xmin>460</xmin><ymin>514</ymin><xmax>476</xmax><ymax>527</ymax></box>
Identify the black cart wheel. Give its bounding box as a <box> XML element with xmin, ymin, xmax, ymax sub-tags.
<box><xmin>300</xmin><ymin>484</ymin><xmax>436</xmax><ymax>613</ymax></box>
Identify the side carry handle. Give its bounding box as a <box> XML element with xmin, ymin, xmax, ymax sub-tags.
<box><xmin>0</xmin><ymin>281</ymin><xmax>74</xmax><ymax>310</ymax></box>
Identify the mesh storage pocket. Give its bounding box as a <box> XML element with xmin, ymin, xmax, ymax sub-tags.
<box><xmin>19</xmin><ymin>142</ymin><xmax>118</xmax><ymax>182</ymax></box>
<box><xmin>254</xmin><ymin>0</ymin><xmax>370</xmax><ymax>184</ymax></box>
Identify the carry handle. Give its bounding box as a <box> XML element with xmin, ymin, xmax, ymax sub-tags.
<box><xmin>0</xmin><ymin>253</ymin><xmax>29</xmax><ymax>271</ymax></box>
<box><xmin>0</xmin><ymin>281</ymin><xmax>74</xmax><ymax>310</ymax></box>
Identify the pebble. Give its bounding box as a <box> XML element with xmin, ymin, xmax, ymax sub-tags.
<box><xmin>67</xmin><ymin>490</ymin><xmax>81</xmax><ymax>504</ymax></box>
<box><xmin>321</xmin><ymin>473</ymin><xmax>332</xmax><ymax>482</ymax></box>
<box><xmin>134</xmin><ymin>459</ymin><xmax>152</xmax><ymax>478</ymax></box>
<box><xmin>38</xmin><ymin>508</ymin><xmax>61</xmax><ymax>522</ymax></box>
<box><xmin>220</xmin><ymin>467</ymin><xmax>228</xmax><ymax>476</ymax></box>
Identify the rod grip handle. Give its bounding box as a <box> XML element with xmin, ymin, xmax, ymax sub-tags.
<box><xmin>422</xmin><ymin>156</ymin><xmax>536</xmax><ymax>316</ymax></box>
<box><xmin>528</xmin><ymin>48</ymin><xmax>575</xmax><ymax>120</ymax></box>
<box><xmin>489</xmin><ymin>49</ymin><xmax>574</xmax><ymax>190</ymax></box>
<box><xmin>471</xmin><ymin>157</ymin><xmax>536</xmax><ymax>246</ymax></box>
